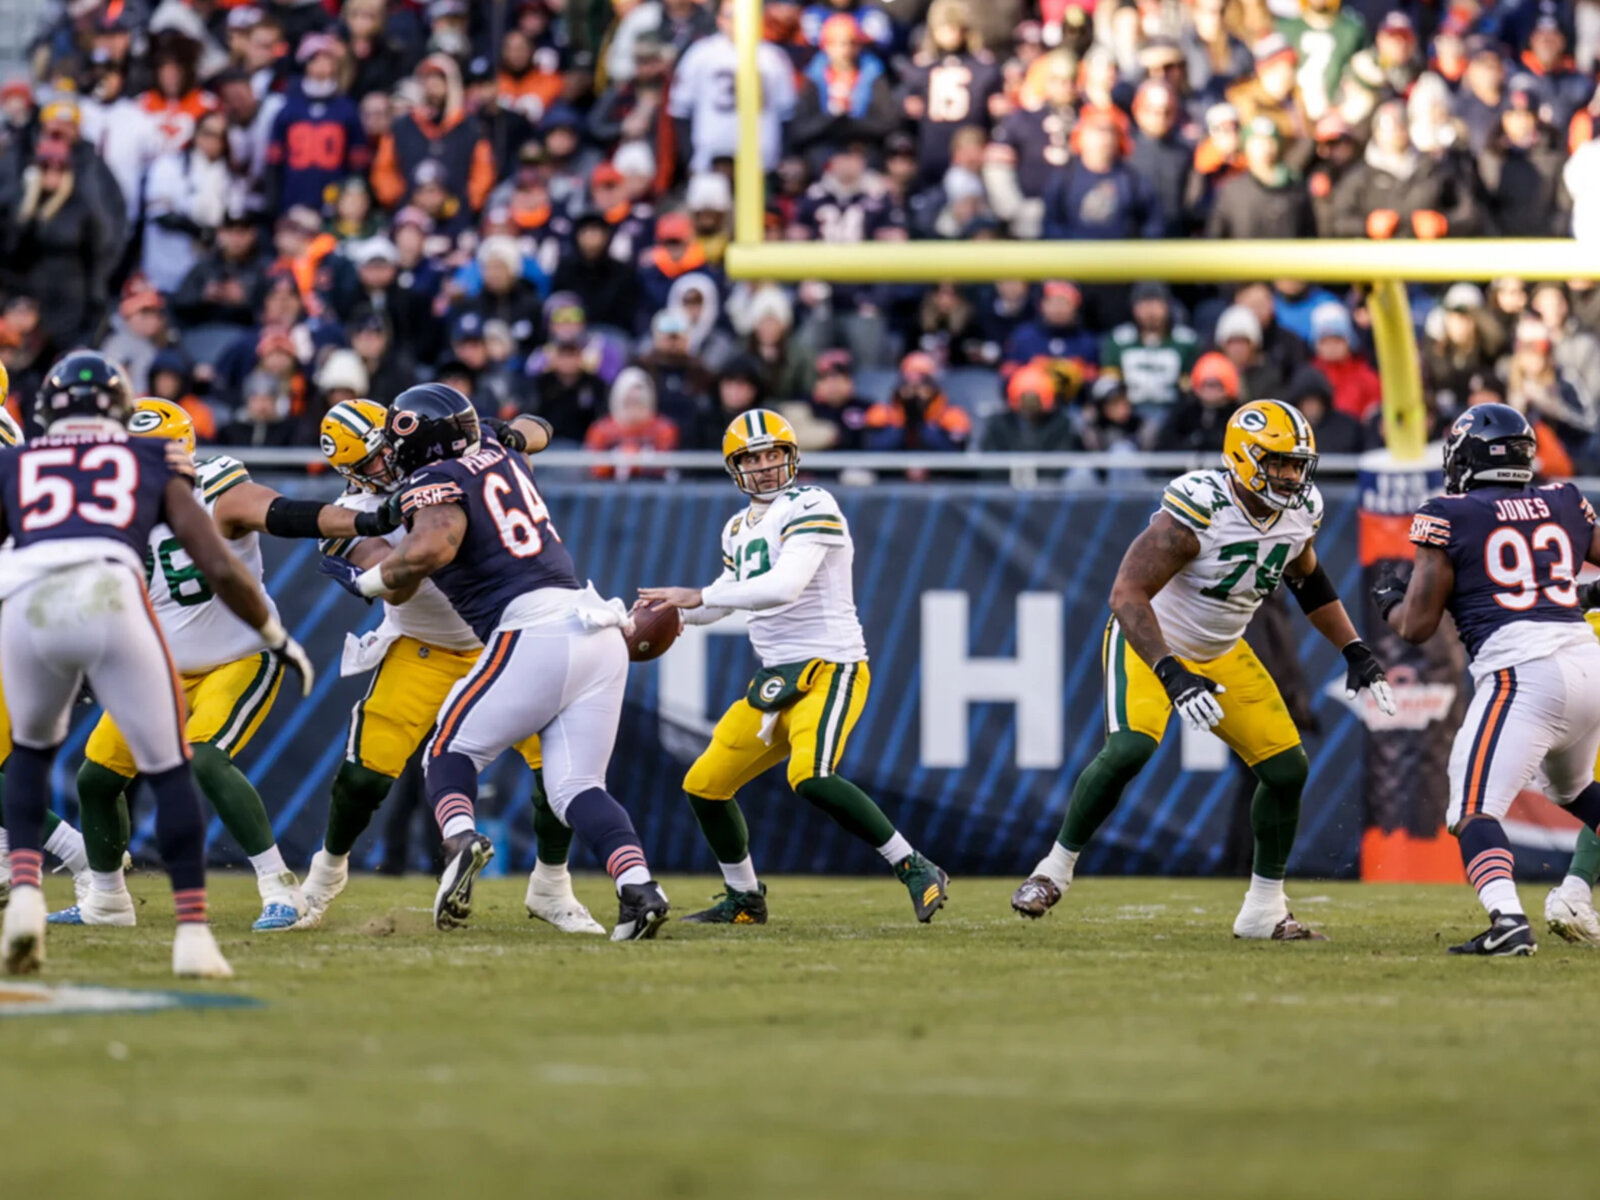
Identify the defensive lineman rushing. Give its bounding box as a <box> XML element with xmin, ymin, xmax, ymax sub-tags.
<box><xmin>0</xmin><ymin>351</ymin><xmax>312</xmax><ymax>977</ymax></box>
<box><xmin>1375</xmin><ymin>404</ymin><xmax>1600</xmax><ymax>955</ymax></box>
<box><xmin>300</xmin><ymin>400</ymin><xmax>602</xmax><ymax>934</ymax></box>
<box><xmin>41</xmin><ymin>399</ymin><xmax>395</xmax><ymax>932</ymax></box>
<box><xmin>321</xmin><ymin>385</ymin><xmax>670</xmax><ymax>939</ymax></box>
<box><xmin>1012</xmin><ymin>399</ymin><xmax>1395</xmax><ymax>938</ymax></box>
<box><xmin>639</xmin><ymin>409</ymin><xmax>948</xmax><ymax>923</ymax></box>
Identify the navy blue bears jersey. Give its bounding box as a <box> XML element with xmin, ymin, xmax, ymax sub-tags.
<box><xmin>1410</xmin><ymin>482</ymin><xmax>1597</xmax><ymax>657</ymax></box>
<box><xmin>399</xmin><ymin>436</ymin><xmax>579</xmax><ymax>640</ymax></box>
<box><xmin>0</xmin><ymin>432</ymin><xmax>180</xmax><ymax>556</ymax></box>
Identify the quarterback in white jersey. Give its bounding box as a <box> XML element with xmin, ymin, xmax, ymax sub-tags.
<box><xmin>1011</xmin><ymin>399</ymin><xmax>1396</xmax><ymax>939</ymax></box>
<box><xmin>298</xmin><ymin>403</ymin><xmax>602</xmax><ymax>935</ymax></box>
<box><xmin>46</xmin><ymin>399</ymin><xmax>374</xmax><ymax>934</ymax></box>
<box><xmin>640</xmin><ymin>409</ymin><xmax>948</xmax><ymax>925</ymax></box>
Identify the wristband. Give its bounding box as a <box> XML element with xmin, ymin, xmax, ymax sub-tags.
<box><xmin>1152</xmin><ymin>655</ymin><xmax>1182</xmax><ymax>688</ymax></box>
<box><xmin>264</xmin><ymin>497</ymin><xmax>327</xmax><ymax>539</ymax></box>
<box><xmin>356</xmin><ymin>565</ymin><xmax>388</xmax><ymax>598</ymax></box>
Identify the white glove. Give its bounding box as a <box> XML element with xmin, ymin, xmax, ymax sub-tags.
<box><xmin>261</xmin><ymin>620</ymin><xmax>316</xmax><ymax>698</ymax></box>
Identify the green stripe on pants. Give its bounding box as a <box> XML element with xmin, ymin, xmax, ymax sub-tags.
<box><xmin>212</xmin><ymin>653</ymin><xmax>277</xmax><ymax>755</ymax></box>
<box><xmin>812</xmin><ymin>664</ymin><xmax>847</xmax><ymax>779</ymax></box>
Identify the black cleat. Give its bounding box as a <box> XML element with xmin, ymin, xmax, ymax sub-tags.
<box><xmin>1448</xmin><ymin>910</ymin><xmax>1536</xmax><ymax>957</ymax></box>
<box><xmin>682</xmin><ymin>882</ymin><xmax>768</xmax><ymax>924</ymax></box>
<box><xmin>612</xmin><ymin>880</ymin><xmax>670</xmax><ymax>942</ymax></box>
<box><xmin>433</xmin><ymin>833</ymin><xmax>494</xmax><ymax>931</ymax></box>
<box><xmin>895</xmin><ymin>853</ymin><xmax>949</xmax><ymax>923</ymax></box>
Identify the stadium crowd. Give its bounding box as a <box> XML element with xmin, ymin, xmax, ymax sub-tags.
<box><xmin>2</xmin><ymin>0</ymin><xmax>1600</xmax><ymax>472</ymax></box>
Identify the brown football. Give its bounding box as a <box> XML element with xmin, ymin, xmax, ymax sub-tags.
<box><xmin>628</xmin><ymin>601</ymin><xmax>683</xmax><ymax>662</ymax></box>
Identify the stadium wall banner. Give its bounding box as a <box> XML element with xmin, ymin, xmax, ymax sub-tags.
<box><xmin>52</xmin><ymin>477</ymin><xmax>1573</xmax><ymax>881</ymax></box>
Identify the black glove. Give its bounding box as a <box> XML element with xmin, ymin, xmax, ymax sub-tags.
<box><xmin>1152</xmin><ymin>654</ymin><xmax>1225</xmax><ymax>732</ymax></box>
<box><xmin>1370</xmin><ymin>565</ymin><xmax>1410</xmax><ymax>621</ymax></box>
<box><xmin>1580</xmin><ymin>579</ymin><xmax>1600</xmax><ymax>611</ymax></box>
<box><xmin>484</xmin><ymin>417</ymin><xmax>527</xmax><ymax>453</ymax></box>
<box><xmin>353</xmin><ymin>491</ymin><xmax>404</xmax><ymax>537</ymax></box>
<box><xmin>1342</xmin><ymin>639</ymin><xmax>1397</xmax><ymax>716</ymax></box>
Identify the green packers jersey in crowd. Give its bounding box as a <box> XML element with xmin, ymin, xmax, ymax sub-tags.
<box><xmin>1099</xmin><ymin>323</ymin><xmax>1200</xmax><ymax>408</ymax></box>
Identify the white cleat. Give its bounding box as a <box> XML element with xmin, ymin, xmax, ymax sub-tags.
<box><xmin>2</xmin><ymin>886</ymin><xmax>46</xmax><ymax>974</ymax></box>
<box><xmin>1545</xmin><ymin>887</ymin><xmax>1600</xmax><ymax>944</ymax></box>
<box><xmin>525</xmin><ymin>872</ymin><xmax>606</xmax><ymax>935</ymax></box>
<box><xmin>49</xmin><ymin>885</ymin><xmax>136</xmax><ymax>927</ymax></box>
<box><xmin>294</xmin><ymin>850</ymin><xmax>349</xmax><ymax>930</ymax></box>
<box><xmin>172</xmin><ymin>923</ymin><xmax>233</xmax><ymax>978</ymax></box>
<box><xmin>253</xmin><ymin>870</ymin><xmax>307</xmax><ymax>932</ymax></box>
<box><xmin>1232</xmin><ymin>896</ymin><xmax>1327</xmax><ymax>941</ymax></box>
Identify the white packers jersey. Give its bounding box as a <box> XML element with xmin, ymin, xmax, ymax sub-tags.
<box><xmin>324</xmin><ymin>490</ymin><xmax>483</xmax><ymax>653</ymax></box>
<box><xmin>1149</xmin><ymin>469</ymin><xmax>1324</xmax><ymax>661</ymax></box>
<box><xmin>146</xmin><ymin>455</ymin><xmax>278</xmax><ymax>675</ymax></box>
<box><xmin>717</xmin><ymin>485</ymin><xmax>867</xmax><ymax>668</ymax></box>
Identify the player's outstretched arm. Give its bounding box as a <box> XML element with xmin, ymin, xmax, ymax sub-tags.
<box><xmin>1287</xmin><ymin>544</ymin><xmax>1395</xmax><ymax>715</ymax></box>
<box><xmin>215</xmin><ymin>479</ymin><xmax>400</xmax><ymax>542</ymax></box>
<box><xmin>164</xmin><ymin>478</ymin><xmax>316</xmax><ymax>695</ymax></box>
<box><xmin>640</xmin><ymin>543</ymin><xmax>829</xmax><ymax>615</ymax></box>
<box><xmin>485</xmin><ymin>415</ymin><xmax>553</xmax><ymax>455</ymax></box>
<box><xmin>1374</xmin><ymin>545</ymin><xmax>1454</xmax><ymax>644</ymax></box>
<box><xmin>1107</xmin><ymin>512</ymin><xmax>1199</xmax><ymax>667</ymax></box>
<box><xmin>331</xmin><ymin>503</ymin><xmax>466</xmax><ymax>604</ymax></box>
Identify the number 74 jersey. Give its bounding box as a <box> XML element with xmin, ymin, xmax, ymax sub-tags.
<box><xmin>1151</xmin><ymin>469</ymin><xmax>1324</xmax><ymax>661</ymax></box>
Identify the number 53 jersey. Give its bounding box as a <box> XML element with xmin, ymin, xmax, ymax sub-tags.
<box><xmin>1411</xmin><ymin>481</ymin><xmax>1597</xmax><ymax>678</ymax></box>
<box><xmin>1152</xmin><ymin>469</ymin><xmax>1323</xmax><ymax>661</ymax></box>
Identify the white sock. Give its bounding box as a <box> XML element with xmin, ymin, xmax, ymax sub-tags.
<box><xmin>875</xmin><ymin>832</ymin><xmax>914</xmax><ymax>866</ymax></box>
<box><xmin>91</xmin><ymin>869</ymin><xmax>127</xmax><ymax>895</ymax></box>
<box><xmin>1560</xmin><ymin>873</ymin><xmax>1593</xmax><ymax>906</ymax></box>
<box><xmin>531</xmin><ymin>859</ymin><xmax>570</xmax><ymax>886</ymax></box>
<box><xmin>1479</xmin><ymin>877</ymin><xmax>1524</xmax><ymax>917</ymax></box>
<box><xmin>440</xmin><ymin>815</ymin><xmax>476</xmax><ymax>840</ymax></box>
<box><xmin>614</xmin><ymin>864</ymin><xmax>650</xmax><ymax>891</ymax></box>
<box><xmin>45</xmin><ymin>822</ymin><xmax>89</xmax><ymax>877</ymax></box>
<box><xmin>316</xmin><ymin>847</ymin><xmax>349</xmax><ymax>869</ymax></box>
<box><xmin>1034</xmin><ymin>843</ymin><xmax>1079</xmax><ymax>887</ymax></box>
<box><xmin>249</xmin><ymin>845</ymin><xmax>289</xmax><ymax>882</ymax></box>
<box><xmin>1246</xmin><ymin>874</ymin><xmax>1286</xmax><ymax>907</ymax></box>
<box><xmin>0</xmin><ymin>826</ymin><xmax>9</xmax><ymax>856</ymax></box>
<box><xmin>719</xmin><ymin>855</ymin><xmax>759</xmax><ymax>892</ymax></box>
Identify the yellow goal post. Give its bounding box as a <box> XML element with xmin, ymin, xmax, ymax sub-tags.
<box><xmin>723</xmin><ymin>0</ymin><xmax>1600</xmax><ymax>462</ymax></box>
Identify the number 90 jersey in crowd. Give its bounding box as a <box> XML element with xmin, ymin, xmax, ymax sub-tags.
<box><xmin>398</xmin><ymin>435</ymin><xmax>580</xmax><ymax>641</ymax></box>
<box><xmin>142</xmin><ymin>455</ymin><xmax>278</xmax><ymax>674</ymax></box>
<box><xmin>0</xmin><ymin>431</ymin><xmax>181</xmax><ymax>598</ymax></box>
<box><xmin>1410</xmin><ymin>481</ymin><xmax>1597</xmax><ymax>676</ymax></box>
<box><xmin>1151</xmin><ymin>468</ymin><xmax>1324</xmax><ymax>661</ymax></box>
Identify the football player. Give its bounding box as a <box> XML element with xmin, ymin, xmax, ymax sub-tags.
<box><xmin>0</xmin><ymin>351</ymin><xmax>310</xmax><ymax>977</ymax></box>
<box><xmin>43</xmin><ymin>398</ymin><xmax>395</xmax><ymax>932</ymax></box>
<box><xmin>1376</xmin><ymin>404</ymin><xmax>1600</xmax><ymax>955</ymax></box>
<box><xmin>639</xmin><ymin>411</ymin><xmax>948</xmax><ymax>924</ymax></box>
<box><xmin>1013</xmin><ymin>399</ymin><xmax>1395</xmax><ymax>939</ymax></box>
<box><xmin>299</xmin><ymin>400</ymin><xmax>602</xmax><ymax>935</ymax></box>
<box><xmin>321</xmin><ymin>385</ymin><xmax>670</xmax><ymax>939</ymax></box>
<box><xmin>1545</xmin><ymin>605</ymin><xmax>1600</xmax><ymax>945</ymax></box>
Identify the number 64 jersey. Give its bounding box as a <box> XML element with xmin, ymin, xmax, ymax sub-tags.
<box><xmin>1410</xmin><ymin>481</ymin><xmax>1597</xmax><ymax>679</ymax></box>
<box><xmin>1152</xmin><ymin>469</ymin><xmax>1324</xmax><ymax>661</ymax></box>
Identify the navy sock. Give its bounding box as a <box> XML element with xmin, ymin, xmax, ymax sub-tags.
<box><xmin>564</xmin><ymin>787</ymin><xmax>650</xmax><ymax>893</ymax></box>
<box><xmin>147</xmin><ymin>763</ymin><xmax>207</xmax><ymax>894</ymax></box>
<box><xmin>1</xmin><ymin>744</ymin><xmax>54</xmax><ymax>856</ymax></box>
<box><xmin>1565</xmin><ymin>781</ymin><xmax>1600</xmax><ymax>830</ymax></box>
<box><xmin>1457</xmin><ymin>815</ymin><xmax>1521</xmax><ymax>917</ymax></box>
<box><xmin>426</xmin><ymin>750</ymin><xmax>479</xmax><ymax>836</ymax></box>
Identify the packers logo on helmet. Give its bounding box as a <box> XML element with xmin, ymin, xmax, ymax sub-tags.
<box><xmin>129</xmin><ymin>397</ymin><xmax>196</xmax><ymax>455</ymax></box>
<box><xmin>321</xmin><ymin>398</ymin><xmax>399</xmax><ymax>492</ymax></box>
<box><xmin>722</xmin><ymin>408</ymin><xmax>799</xmax><ymax>498</ymax></box>
<box><xmin>1222</xmin><ymin>399</ymin><xmax>1317</xmax><ymax>511</ymax></box>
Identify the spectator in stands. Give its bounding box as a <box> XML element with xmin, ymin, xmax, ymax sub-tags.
<box><xmin>1225</xmin><ymin>35</ymin><xmax>1311</xmax><ymax>168</ymax></box>
<box><xmin>1232</xmin><ymin>281</ymin><xmax>1309</xmax><ymax>383</ymax></box>
<box><xmin>1100</xmin><ymin>282</ymin><xmax>1199</xmax><ymax>415</ymax></box>
<box><xmin>1129</xmin><ymin>80</ymin><xmax>1192</xmax><ymax>237</ymax></box>
<box><xmin>1079</xmin><ymin>375</ymin><xmax>1149</xmax><ymax>454</ymax></box>
<box><xmin>980</xmin><ymin>362</ymin><xmax>1077</xmax><ymax>451</ymax></box>
<box><xmin>584</xmin><ymin>366</ymin><xmax>680</xmax><ymax>478</ymax></box>
<box><xmin>1211</xmin><ymin>303</ymin><xmax>1284</xmax><ymax>402</ymax></box>
<box><xmin>790</xmin><ymin>13</ymin><xmax>897</xmax><ymax>165</ymax></box>
<box><xmin>1479</xmin><ymin>76</ymin><xmax>1572</xmax><ymax>237</ymax></box>
<box><xmin>1503</xmin><ymin>317</ymin><xmax>1597</xmax><ymax>466</ymax></box>
<box><xmin>985</xmin><ymin>48</ymin><xmax>1076</xmax><ymax>238</ymax></box>
<box><xmin>1330</xmin><ymin>99</ymin><xmax>1482</xmax><ymax>240</ymax></box>
<box><xmin>1522</xmin><ymin>17</ymin><xmax>1591</xmax><ymax>133</ymax></box>
<box><xmin>1309</xmin><ymin>302</ymin><xmax>1382</xmax><ymax>422</ymax></box>
<box><xmin>964</xmin><ymin>278</ymin><xmax>1034</xmax><ymax>367</ymax></box>
<box><xmin>899</xmin><ymin>0</ymin><xmax>1002</xmax><ymax>187</ymax></box>
<box><xmin>550</xmin><ymin>211</ymin><xmax>634</xmax><ymax>331</ymax></box>
<box><xmin>142</xmin><ymin>111</ymin><xmax>237</xmax><ymax>295</ymax></box>
<box><xmin>1422</xmin><ymin>283</ymin><xmax>1504</xmax><ymax>414</ymax></box>
<box><xmin>1041</xmin><ymin>108</ymin><xmax>1163</xmax><ymax>240</ymax></box>
<box><xmin>341</xmin><ymin>0</ymin><xmax>408</xmax><ymax>101</ymax></box>
<box><xmin>525</xmin><ymin>331</ymin><xmax>608</xmax><ymax>442</ymax></box>
<box><xmin>226</xmin><ymin>368</ymin><xmax>301</xmax><ymax>447</ymax></box>
<box><xmin>171</xmin><ymin>210</ymin><xmax>267</xmax><ymax>329</ymax></box>
<box><xmin>1187</xmin><ymin>102</ymin><xmax>1244</xmax><ymax>230</ymax></box>
<box><xmin>1004</xmin><ymin>280</ymin><xmax>1097</xmax><ymax>370</ymax></box>
<box><xmin>636</xmin><ymin>211</ymin><xmax>719</xmax><ymax>333</ymax></box>
<box><xmin>1306</xmin><ymin>114</ymin><xmax>1360</xmax><ymax>236</ymax></box>
<box><xmin>459</xmin><ymin>236</ymin><xmax>544</xmax><ymax>354</ymax></box>
<box><xmin>1181</xmin><ymin>0</ymin><xmax>1251</xmax><ymax>109</ymax></box>
<box><xmin>267</xmin><ymin>34</ymin><xmax>368</xmax><ymax>217</ymax></box>
<box><xmin>862</xmin><ymin>352</ymin><xmax>973</xmax><ymax>452</ymax></box>
<box><xmin>589</xmin><ymin>34</ymin><xmax>673</xmax><ymax>155</ymax></box>
<box><xmin>640</xmin><ymin>307</ymin><xmax>717</xmax><ymax>437</ymax></box>
<box><xmin>1156</xmin><ymin>351</ymin><xmax>1241</xmax><ymax>451</ymax></box>
<box><xmin>1285</xmin><ymin>364</ymin><xmax>1365</xmax><ymax>454</ymax></box>
<box><xmin>1277</xmin><ymin>0</ymin><xmax>1364</xmax><ymax>122</ymax></box>
<box><xmin>670</xmin><ymin>0</ymin><xmax>796</xmax><ymax>175</ymax></box>
<box><xmin>146</xmin><ymin>349</ymin><xmax>217</xmax><ymax>443</ymax></box>
<box><xmin>1487</xmin><ymin>276</ymin><xmax>1532</xmax><ymax>344</ymax></box>
<box><xmin>796</xmin><ymin>348</ymin><xmax>870</xmax><ymax>450</ymax></box>
<box><xmin>349</xmin><ymin>312</ymin><xmax>410</xmax><ymax>403</ymax></box>
<box><xmin>734</xmin><ymin>285</ymin><xmax>811</xmax><ymax>402</ymax></box>
<box><xmin>371</xmin><ymin>55</ymin><xmax>494</xmax><ymax>213</ymax></box>
<box><xmin>314</xmin><ymin>348</ymin><xmax>370</xmax><ymax>416</ymax></box>
<box><xmin>1206</xmin><ymin>116</ymin><xmax>1315</xmax><ymax>238</ymax></box>
<box><xmin>1454</xmin><ymin>37</ymin><xmax>1508</xmax><ymax>157</ymax></box>
<box><xmin>101</xmin><ymin>287</ymin><xmax>172</xmax><ymax>394</ymax></box>
<box><xmin>701</xmin><ymin>356</ymin><xmax>769</xmax><ymax>448</ymax></box>
<box><xmin>1531</xmin><ymin>283</ymin><xmax>1600</xmax><ymax>405</ymax></box>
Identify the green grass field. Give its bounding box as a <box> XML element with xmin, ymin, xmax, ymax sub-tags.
<box><xmin>3</xmin><ymin>871</ymin><xmax>1597</xmax><ymax>1199</ymax></box>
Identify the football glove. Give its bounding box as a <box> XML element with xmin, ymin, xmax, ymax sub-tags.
<box><xmin>484</xmin><ymin>417</ymin><xmax>527</xmax><ymax>453</ymax></box>
<box><xmin>260</xmin><ymin>621</ymin><xmax>316</xmax><ymax>698</ymax></box>
<box><xmin>319</xmin><ymin>554</ymin><xmax>372</xmax><ymax>602</ymax></box>
<box><xmin>1153</xmin><ymin>655</ymin><xmax>1225</xmax><ymax>732</ymax></box>
<box><xmin>1579</xmin><ymin>579</ymin><xmax>1600</xmax><ymax>611</ymax></box>
<box><xmin>1342</xmin><ymin>640</ymin><xmax>1396</xmax><ymax>716</ymax></box>
<box><xmin>353</xmin><ymin>491</ymin><xmax>404</xmax><ymax>538</ymax></box>
<box><xmin>1370</xmin><ymin>565</ymin><xmax>1410</xmax><ymax>621</ymax></box>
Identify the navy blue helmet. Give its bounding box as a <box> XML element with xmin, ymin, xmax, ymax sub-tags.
<box><xmin>36</xmin><ymin>350</ymin><xmax>135</xmax><ymax>429</ymax></box>
<box><xmin>386</xmin><ymin>383</ymin><xmax>481</xmax><ymax>477</ymax></box>
<box><xmin>1442</xmin><ymin>403</ymin><xmax>1537</xmax><ymax>494</ymax></box>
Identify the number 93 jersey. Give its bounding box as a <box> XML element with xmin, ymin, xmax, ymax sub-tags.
<box><xmin>1410</xmin><ymin>481</ymin><xmax>1597</xmax><ymax>676</ymax></box>
<box><xmin>1151</xmin><ymin>469</ymin><xmax>1324</xmax><ymax>661</ymax></box>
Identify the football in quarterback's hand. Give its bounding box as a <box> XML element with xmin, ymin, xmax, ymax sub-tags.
<box><xmin>627</xmin><ymin>601</ymin><xmax>682</xmax><ymax>662</ymax></box>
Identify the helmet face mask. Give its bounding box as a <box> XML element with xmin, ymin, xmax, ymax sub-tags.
<box><xmin>722</xmin><ymin>409</ymin><xmax>800</xmax><ymax>499</ymax></box>
<box><xmin>1254</xmin><ymin>448</ymin><xmax>1318</xmax><ymax>509</ymax></box>
<box><xmin>1443</xmin><ymin>404</ymin><xmax>1536</xmax><ymax>493</ymax></box>
<box><xmin>1222</xmin><ymin>399</ymin><xmax>1319</xmax><ymax>511</ymax></box>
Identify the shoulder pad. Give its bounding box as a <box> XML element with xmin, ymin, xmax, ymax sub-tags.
<box><xmin>1162</xmin><ymin>470</ymin><xmax>1229</xmax><ymax>532</ymax></box>
<box><xmin>196</xmin><ymin>454</ymin><xmax>250</xmax><ymax>500</ymax></box>
<box><xmin>1410</xmin><ymin>496</ymin><xmax>1454</xmax><ymax>548</ymax></box>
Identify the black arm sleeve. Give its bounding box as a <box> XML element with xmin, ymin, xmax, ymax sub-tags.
<box><xmin>264</xmin><ymin>496</ymin><xmax>329</xmax><ymax>539</ymax></box>
<box><xmin>1284</xmin><ymin>560</ymin><xmax>1340</xmax><ymax>614</ymax></box>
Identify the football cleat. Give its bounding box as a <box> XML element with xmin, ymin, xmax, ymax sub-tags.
<box><xmin>2</xmin><ymin>886</ymin><xmax>46</xmax><ymax>974</ymax></box>
<box><xmin>49</xmin><ymin>886</ymin><xmax>136</xmax><ymax>926</ymax></box>
<box><xmin>612</xmin><ymin>880</ymin><xmax>670</xmax><ymax>942</ymax></box>
<box><xmin>895</xmin><ymin>853</ymin><xmax>949</xmax><ymax>923</ymax></box>
<box><xmin>1544</xmin><ymin>887</ymin><xmax>1600</xmax><ymax>945</ymax></box>
<box><xmin>1233</xmin><ymin>900</ymin><xmax>1328</xmax><ymax>941</ymax></box>
<box><xmin>295</xmin><ymin>850</ymin><xmax>350</xmax><ymax>930</ymax></box>
<box><xmin>682</xmin><ymin>882</ymin><xmax>768</xmax><ymax>925</ymax></box>
<box><xmin>1449</xmin><ymin>911</ymin><xmax>1536</xmax><ymax>956</ymax></box>
<box><xmin>1011</xmin><ymin>875</ymin><xmax>1063</xmax><ymax>918</ymax></box>
<box><xmin>524</xmin><ymin>871</ymin><xmax>606</xmax><ymax>935</ymax></box>
<box><xmin>433</xmin><ymin>833</ymin><xmax>494</xmax><ymax>931</ymax></box>
<box><xmin>252</xmin><ymin>870</ymin><xmax>307</xmax><ymax>932</ymax></box>
<box><xmin>172</xmin><ymin>923</ymin><xmax>233</xmax><ymax>979</ymax></box>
